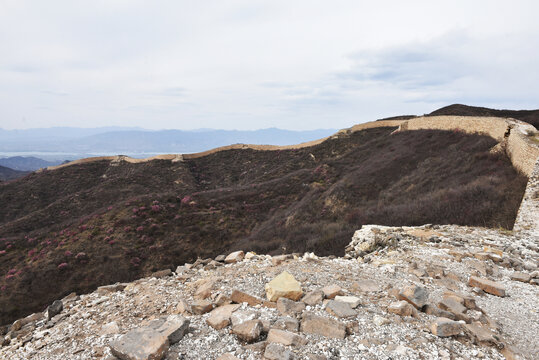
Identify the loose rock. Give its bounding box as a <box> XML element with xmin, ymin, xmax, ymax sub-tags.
<box><xmin>231</xmin><ymin>320</ymin><xmax>263</xmax><ymax>343</ymax></box>
<box><xmin>276</xmin><ymin>298</ymin><xmax>306</xmax><ymax>317</ymax></box>
<box><xmin>109</xmin><ymin>315</ymin><xmax>189</xmax><ymax>360</ymax></box>
<box><xmin>225</xmin><ymin>251</ymin><xmax>245</xmax><ymax>264</ymax></box>
<box><xmin>398</xmin><ymin>285</ymin><xmax>428</xmax><ymax>309</ymax></box>
<box><xmin>430</xmin><ymin>317</ymin><xmax>463</xmax><ymax>337</ymax></box>
<box><xmin>267</xmin><ymin>329</ymin><xmax>307</xmax><ymax>346</ymax></box>
<box><xmin>325</xmin><ymin>300</ymin><xmax>357</xmax><ymax>318</ymax></box>
<box><xmin>321</xmin><ymin>284</ymin><xmax>343</xmax><ymax>299</ymax></box>
<box><xmin>265</xmin><ymin>271</ymin><xmax>303</xmax><ymax>302</ymax></box>
<box><xmin>468</xmin><ymin>276</ymin><xmax>506</xmax><ymax>297</ymax></box>
<box><xmin>300</xmin><ymin>312</ymin><xmax>346</xmax><ymax>339</ymax></box>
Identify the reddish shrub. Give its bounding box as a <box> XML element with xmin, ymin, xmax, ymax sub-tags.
<box><xmin>130</xmin><ymin>257</ymin><xmax>141</xmax><ymax>267</ymax></box>
<box><xmin>181</xmin><ymin>196</ymin><xmax>192</xmax><ymax>205</ymax></box>
<box><xmin>57</xmin><ymin>263</ymin><xmax>68</xmax><ymax>270</ymax></box>
<box><xmin>75</xmin><ymin>252</ymin><xmax>88</xmax><ymax>261</ymax></box>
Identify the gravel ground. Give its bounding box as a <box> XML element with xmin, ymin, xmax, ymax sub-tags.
<box><xmin>1</xmin><ymin>224</ymin><xmax>538</xmax><ymax>360</ymax></box>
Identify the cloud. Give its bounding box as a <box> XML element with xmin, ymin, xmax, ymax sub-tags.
<box><xmin>0</xmin><ymin>1</ymin><xmax>538</xmax><ymax>130</ymax></box>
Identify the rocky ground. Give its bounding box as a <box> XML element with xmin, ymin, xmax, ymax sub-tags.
<box><xmin>1</xmin><ymin>224</ymin><xmax>538</xmax><ymax>360</ymax></box>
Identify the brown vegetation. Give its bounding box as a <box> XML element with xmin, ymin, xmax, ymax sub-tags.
<box><xmin>0</xmin><ymin>127</ymin><xmax>528</xmax><ymax>325</ymax></box>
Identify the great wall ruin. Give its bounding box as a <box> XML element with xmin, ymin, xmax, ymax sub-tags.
<box><xmin>40</xmin><ymin>116</ymin><xmax>539</xmax><ymax>237</ymax></box>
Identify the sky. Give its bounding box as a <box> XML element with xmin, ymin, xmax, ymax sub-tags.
<box><xmin>1</xmin><ymin>0</ymin><xmax>538</xmax><ymax>130</ymax></box>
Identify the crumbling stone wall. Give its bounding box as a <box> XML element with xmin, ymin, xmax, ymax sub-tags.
<box><xmin>402</xmin><ymin>116</ymin><xmax>509</xmax><ymax>142</ymax></box>
<box><xmin>401</xmin><ymin>116</ymin><xmax>539</xmax><ymax>177</ymax></box>
<box><xmin>514</xmin><ymin>158</ymin><xmax>539</xmax><ymax>237</ymax></box>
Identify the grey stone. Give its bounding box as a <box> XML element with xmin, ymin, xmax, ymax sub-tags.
<box><xmin>47</xmin><ymin>300</ymin><xmax>63</xmax><ymax>320</ymax></box>
<box><xmin>398</xmin><ymin>285</ymin><xmax>428</xmax><ymax>309</ymax></box>
<box><xmin>231</xmin><ymin>320</ymin><xmax>263</xmax><ymax>343</ymax></box>
<box><xmin>300</xmin><ymin>312</ymin><xmax>346</xmax><ymax>339</ymax></box>
<box><xmin>325</xmin><ymin>300</ymin><xmax>357</xmax><ymax>318</ymax></box>
<box><xmin>276</xmin><ymin>297</ymin><xmax>306</xmax><ymax>317</ymax></box>
<box><xmin>231</xmin><ymin>309</ymin><xmax>259</xmax><ymax>326</ymax></box>
<box><xmin>301</xmin><ymin>290</ymin><xmax>324</xmax><ymax>306</ymax></box>
<box><xmin>272</xmin><ymin>317</ymin><xmax>299</xmax><ymax>332</ymax></box>
<box><xmin>267</xmin><ymin>329</ymin><xmax>307</xmax><ymax>346</ymax></box>
<box><xmin>264</xmin><ymin>343</ymin><xmax>295</xmax><ymax>360</ymax></box>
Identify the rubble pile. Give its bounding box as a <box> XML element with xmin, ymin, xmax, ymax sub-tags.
<box><xmin>1</xmin><ymin>224</ymin><xmax>538</xmax><ymax>359</ymax></box>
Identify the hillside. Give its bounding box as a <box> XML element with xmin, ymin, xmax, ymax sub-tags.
<box><xmin>0</xmin><ymin>125</ymin><xmax>528</xmax><ymax>326</ymax></box>
<box><xmin>0</xmin><ymin>165</ymin><xmax>28</xmax><ymax>182</ymax></box>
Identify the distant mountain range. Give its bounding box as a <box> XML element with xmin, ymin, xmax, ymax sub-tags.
<box><xmin>0</xmin><ymin>127</ymin><xmax>337</xmax><ymax>156</ymax></box>
<box><xmin>0</xmin><ymin>156</ymin><xmax>62</xmax><ymax>171</ymax></box>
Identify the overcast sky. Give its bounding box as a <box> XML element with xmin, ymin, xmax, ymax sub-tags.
<box><xmin>1</xmin><ymin>1</ymin><xmax>538</xmax><ymax>130</ymax></box>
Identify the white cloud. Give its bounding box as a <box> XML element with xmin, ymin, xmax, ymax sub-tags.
<box><xmin>0</xmin><ymin>0</ymin><xmax>538</xmax><ymax>129</ymax></box>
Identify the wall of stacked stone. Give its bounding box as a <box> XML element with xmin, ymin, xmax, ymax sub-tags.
<box><xmin>399</xmin><ymin>116</ymin><xmax>539</xmax><ymax>235</ymax></box>
<box><xmin>505</xmin><ymin>122</ymin><xmax>539</xmax><ymax>176</ymax></box>
<box><xmin>402</xmin><ymin>116</ymin><xmax>539</xmax><ymax>177</ymax></box>
<box><xmin>401</xmin><ymin>116</ymin><xmax>509</xmax><ymax>142</ymax></box>
<box><xmin>513</xmin><ymin>158</ymin><xmax>539</xmax><ymax>236</ymax></box>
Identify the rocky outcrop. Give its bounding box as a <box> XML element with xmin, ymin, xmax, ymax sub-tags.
<box><xmin>1</xmin><ymin>224</ymin><xmax>538</xmax><ymax>359</ymax></box>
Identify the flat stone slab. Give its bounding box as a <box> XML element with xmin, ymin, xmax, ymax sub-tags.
<box><xmin>334</xmin><ymin>295</ymin><xmax>361</xmax><ymax>308</ymax></box>
<box><xmin>272</xmin><ymin>317</ymin><xmax>299</xmax><ymax>332</ymax></box>
<box><xmin>468</xmin><ymin>276</ymin><xmax>506</xmax><ymax>297</ymax></box>
<box><xmin>267</xmin><ymin>329</ymin><xmax>307</xmax><ymax>346</ymax></box>
<box><xmin>300</xmin><ymin>312</ymin><xmax>346</xmax><ymax>339</ymax></box>
<box><xmin>322</xmin><ymin>284</ymin><xmax>343</xmax><ymax>299</ymax></box>
<box><xmin>276</xmin><ymin>297</ymin><xmax>305</xmax><ymax>317</ymax></box>
<box><xmin>301</xmin><ymin>290</ymin><xmax>324</xmax><ymax>306</ymax></box>
<box><xmin>326</xmin><ymin>300</ymin><xmax>357</xmax><ymax>318</ymax></box>
<box><xmin>511</xmin><ymin>272</ymin><xmax>531</xmax><ymax>283</ymax></box>
<box><xmin>387</xmin><ymin>300</ymin><xmax>417</xmax><ymax>317</ymax></box>
<box><xmin>230</xmin><ymin>290</ymin><xmax>263</xmax><ymax>306</ymax></box>
<box><xmin>109</xmin><ymin>315</ymin><xmax>189</xmax><ymax>360</ymax></box>
<box><xmin>430</xmin><ymin>317</ymin><xmax>462</xmax><ymax>337</ymax></box>
<box><xmin>264</xmin><ymin>343</ymin><xmax>295</xmax><ymax>360</ymax></box>
<box><xmin>231</xmin><ymin>319</ymin><xmax>263</xmax><ymax>343</ymax></box>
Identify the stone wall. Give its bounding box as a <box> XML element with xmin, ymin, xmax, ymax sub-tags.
<box><xmin>513</xmin><ymin>158</ymin><xmax>539</xmax><ymax>238</ymax></box>
<box><xmin>397</xmin><ymin>116</ymin><xmax>539</xmax><ymax>235</ymax></box>
<box><xmin>400</xmin><ymin>116</ymin><xmax>539</xmax><ymax>177</ymax></box>
<box><xmin>402</xmin><ymin>116</ymin><xmax>509</xmax><ymax>142</ymax></box>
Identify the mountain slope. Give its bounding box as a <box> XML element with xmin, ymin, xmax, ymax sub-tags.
<box><xmin>0</xmin><ymin>126</ymin><xmax>527</xmax><ymax>325</ymax></box>
<box><xmin>0</xmin><ymin>165</ymin><xmax>28</xmax><ymax>181</ymax></box>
